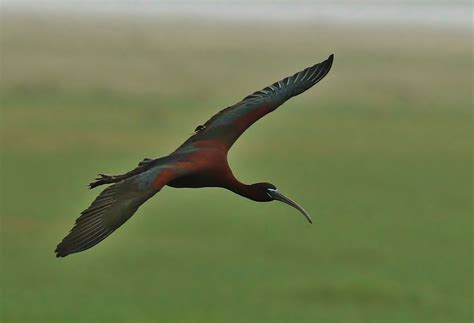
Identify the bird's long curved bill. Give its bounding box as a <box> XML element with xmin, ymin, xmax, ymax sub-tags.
<box><xmin>268</xmin><ymin>190</ymin><xmax>312</xmax><ymax>224</ymax></box>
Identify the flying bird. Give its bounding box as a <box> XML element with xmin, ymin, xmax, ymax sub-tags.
<box><xmin>55</xmin><ymin>54</ymin><xmax>334</xmax><ymax>257</ymax></box>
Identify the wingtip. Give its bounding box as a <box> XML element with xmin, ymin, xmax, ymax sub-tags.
<box><xmin>54</xmin><ymin>245</ymin><xmax>66</xmax><ymax>258</ymax></box>
<box><xmin>326</xmin><ymin>54</ymin><xmax>334</xmax><ymax>65</ymax></box>
<box><xmin>54</xmin><ymin>242</ymin><xmax>73</xmax><ymax>258</ymax></box>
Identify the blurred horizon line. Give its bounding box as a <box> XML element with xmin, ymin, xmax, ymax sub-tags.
<box><xmin>3</xmin><ymin>1</ymin><xmax>472</xmax><ymax>32</ymax></box>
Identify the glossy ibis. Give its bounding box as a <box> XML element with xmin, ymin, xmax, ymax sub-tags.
<box><xmin>55</xmin><ymin>54</ymin><xmax>334</xmax><ymax>257</ymax></box>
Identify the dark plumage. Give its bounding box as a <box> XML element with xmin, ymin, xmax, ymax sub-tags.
<box><xmin>55</xmin><ymin>55</ymin><xmax>334</xmax><ymax>257</ymax></box>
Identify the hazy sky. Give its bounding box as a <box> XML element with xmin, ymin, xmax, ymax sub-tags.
<box><xmin>4</xmin><ymin>1</ymin><xmax>472</xmax><ymax>30</ymax></box>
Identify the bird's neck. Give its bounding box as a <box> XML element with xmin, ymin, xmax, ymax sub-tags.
<box><xmin>218</xmin><ymin>162</ymin><xmax>267</xmax><ymax>202</ymax></box>
<box><xmin>225</xmin><ymin>179</ymin><xmax>266</xmax><ymax>202</ymax></box>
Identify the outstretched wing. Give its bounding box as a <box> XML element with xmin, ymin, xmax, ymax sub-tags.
<box><xmin>55</xmin><ymin>164</ymin><xmax>180</xmax><ymax>257</ymax></box>
<box><xmin>176</xmin><ymin>54</ymin><xmax>334</xmax><ymax>152</ymax></box>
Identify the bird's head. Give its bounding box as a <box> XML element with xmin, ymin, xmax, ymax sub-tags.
<box><xmin>252</xmin><ymin>182</ymin><xmax>312</xmax><ymax>224</ymax></box>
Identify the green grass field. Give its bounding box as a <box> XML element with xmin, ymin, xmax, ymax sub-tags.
<box><xmin>1</xmin><ymin>14</ymin><xmax>472</xmax><ymax>323</ymax></box>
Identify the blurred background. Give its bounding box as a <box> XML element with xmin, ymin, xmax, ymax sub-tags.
<box><xmin>1</xmin><ymin>1</ymin><xmax>472</xmax><ymax>322</ymax></box>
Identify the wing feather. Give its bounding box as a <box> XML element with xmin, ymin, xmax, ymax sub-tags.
<box><xmin>55</xmin><ymin>165</ymin><xmax>179</xmax><ymax>257</ymax></box>
<box><xmin>177</xmin><ymin>54</ymin><xmax>334</xmax><ymax>151</ymax></box>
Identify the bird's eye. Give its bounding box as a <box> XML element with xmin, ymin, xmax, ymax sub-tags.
<box><xmin>266</xmin><ymin>188</ymin><xmax>277</xmax><ymax>198</ymax></box>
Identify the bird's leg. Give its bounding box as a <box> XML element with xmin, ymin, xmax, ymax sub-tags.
<box><xmin>89</xmin><ymin>157</ymin><xmax>156</xmax><ymax>189</ymax></box>
<box><xmin>88</xmin><ymin>173</ymin><xmax>124</xmax><ymax>189</ymax></box>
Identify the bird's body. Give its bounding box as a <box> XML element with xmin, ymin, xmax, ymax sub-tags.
<box><xmin>55</xmin><ymin>54</ymin><xmax>334</xmax><ymax>257</ymax></box>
